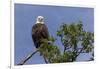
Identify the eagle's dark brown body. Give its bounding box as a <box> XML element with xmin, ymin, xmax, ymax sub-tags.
<box><xmin>32</xmin><ymin>23</ymin><xmax>49</xmax><ymax>48</ymax></box>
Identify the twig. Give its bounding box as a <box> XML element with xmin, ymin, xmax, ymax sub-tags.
<box><xmin>60</xmin><ymin>35</ymin><xmax>66</xmax><ymax>53</ymax></box>
<box><xmin>43</xmin><ymin>56</ymin><xmax>48</xmax><ymax>64</ymax></box>
<box><xmin>63</xmin><ymin>47</ymin><xmax>66</xmax><ymax>53</ymax></box>
<box><xmin>75</xmin><ymin>48</ymin><xmax>83</xmax><ymax>59</ymax></box>
<box><xmin>17</xmin><ymin>50</ymin><xmax>39</xmax><ymax>65</ymax></box>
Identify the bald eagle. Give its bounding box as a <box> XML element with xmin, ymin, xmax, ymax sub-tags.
<box><xmin>32</xmin><ymin>16</ymin><xmax>49</xmax><ymax>48</ymax></box>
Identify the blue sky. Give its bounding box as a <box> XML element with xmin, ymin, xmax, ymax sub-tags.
<box><xmin>14</xmin><ymin>4</ymin><xmax>94</xmax><ymax>65</ymax></box>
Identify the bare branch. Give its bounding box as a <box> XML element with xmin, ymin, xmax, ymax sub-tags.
<box><xmin>75</xmin><ymin>48</ymin><xmax>84</xmax><ymax>59</ymax></box>
<box><xmin>43</xmin><ymin>56</ymin><xmax>48</xmax><ymax>64</ymax></box>
<box><xmin>17</xmin><ymin>50</ymin><xmax>39</xmax><ymax>65</ymax></box>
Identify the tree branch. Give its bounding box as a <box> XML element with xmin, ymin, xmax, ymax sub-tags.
<box><xmin>63</xmin><ymin>47</ymin><xmax>66</xmax><ymax>53</ymax></box>
<box><xmin>17</xmin><ymin>50</ymin><xmax>39</xmax><ymax>65</ymax></box>
<box><xmin>43</xmin><ymin>56</ymin><xmax>48</xmax><ymax>64</ymax></box>
<box><xmin>60</xmin><ymin>35</ymin><xmax>67</xmax><ymax>53</ymax></box>
<box><xmin>75</xmin><ymin>48</ymin><xmax>84</xmax><ymax>59</ymax></box>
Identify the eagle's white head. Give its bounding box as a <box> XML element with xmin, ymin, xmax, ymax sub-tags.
<box><xmin>36</xmin><ymin>16</ymin><xmax>44</xmax><ymax>24</ymax></box>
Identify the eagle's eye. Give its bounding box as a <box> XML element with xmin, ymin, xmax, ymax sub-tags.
<box><xmin>38</xmin><ymin>18</ymin><xmax>43</xmax><ymax>21</ymax></box>
<box><xmin>38</xmin><ymin>17</ymin><xmax>44</xmax><ymax>22</ymax></box>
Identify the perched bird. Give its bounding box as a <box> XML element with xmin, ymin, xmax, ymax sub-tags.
<box><xmin>32</xmin><ymin>16</ymin><xmax>49</xmax><ymax>48</ymax></box>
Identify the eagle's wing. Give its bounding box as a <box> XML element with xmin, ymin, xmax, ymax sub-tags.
<box><xmin>40</xmin><ymin>24</ymin><xmax>49</xmax><ymax>39</ymax></box>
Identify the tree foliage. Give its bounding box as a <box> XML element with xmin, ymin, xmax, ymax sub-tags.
<box><xmin>38</xmin><ymin>21</ymin><xmax>94</xmax><ymax>63</ymax></box>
